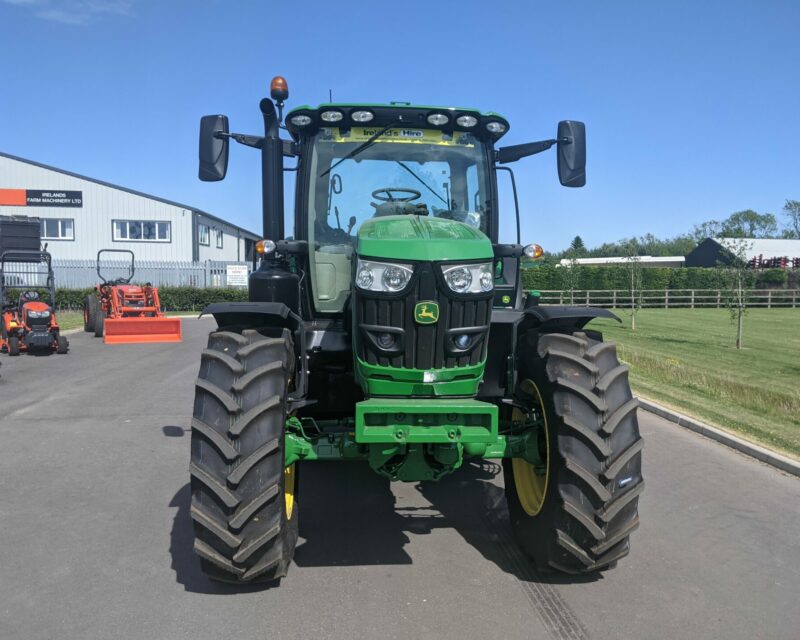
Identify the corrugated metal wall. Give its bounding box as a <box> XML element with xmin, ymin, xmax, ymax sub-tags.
<box><xmin>0</xmin><ymin>155</ymin><xmax>257</xmax><ymax>264</ymax></box>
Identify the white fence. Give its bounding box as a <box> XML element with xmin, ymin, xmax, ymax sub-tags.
<box><xmin>1</xmin><ymin>259</ymin><xmax>252</xmax><ymax>289</ymax></box>
<box><xmin>536</xmin><ymin>289</ymin><xmax>800</xmax><ymax>309</ymax></box>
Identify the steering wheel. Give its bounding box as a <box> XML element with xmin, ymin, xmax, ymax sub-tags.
<box><xmin>21</xmin><ymin>290</ymin><xmax>40</xmax><ymax>302</ymax></box>
<box><xmin>371</xmin><ymin>188</ymin><xmax>421</xmax><ymax>203</ymax></box>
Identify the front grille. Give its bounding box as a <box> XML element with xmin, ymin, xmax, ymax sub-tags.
<box><xmin>355</xmin><ymin>262</ymin><xmax>492</xmax><ymax>370</ymax></box>
<box><xmin>27</xmin><ymin>320</ymin><xmax>50</xmax><ymax>331</ymax></box>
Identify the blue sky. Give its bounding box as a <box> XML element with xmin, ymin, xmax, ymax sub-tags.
<box><xmin>1</xmin><ymin>0</ymin><xmax>798</xmax><ymax>250</ymax></box>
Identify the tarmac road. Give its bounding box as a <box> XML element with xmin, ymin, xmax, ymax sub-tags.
<box><xmin>0</xmin><ymin>318</ymin><xmax>798</xmax><ymax>640</ymax></box>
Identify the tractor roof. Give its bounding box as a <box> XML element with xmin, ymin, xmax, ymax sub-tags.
<box><xmin>285</xmin><ymin>103</ymin><xmax>510</xmax><ymax>143</ymax></box>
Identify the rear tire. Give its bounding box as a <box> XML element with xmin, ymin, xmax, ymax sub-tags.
<box><xmin>190</xmin><ymin>328</ymin><xmax>298</xmax><ymax>584</ymax></box>
<box><xmin>503</xmin><ymin>331</ymin><xmax>643</xmax><ymax>574</ymax></box>
<box><xmin>94</xmin><ymin>312</ymin><xmax>104</xmax><ymax>338</ymax></box>
<box><xmin>84</xmin><ymin>295</ymin><xmax>98</xmax><ymax>332</ymax></box>
<box><xmin>8</xmin><ymin>336</ymin><xmax>20</xmax><ymax>356</ymax></box>
<box><xmin>56</xmin><ymin>335</ymin><xmax>69</xmax><ymax>354</ymax></box>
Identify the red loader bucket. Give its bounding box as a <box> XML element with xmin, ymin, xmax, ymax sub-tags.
<box><xmin>103</xmin><ymin>317</ymin><xmax>183</xmax><ymax>344</ymax></box>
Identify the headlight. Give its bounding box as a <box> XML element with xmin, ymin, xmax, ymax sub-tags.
<box><xmin>355</xmin><ymin>259</ymin><xmax>413</xmax><ymax>293</ymax></box>
<box><xmin>442</xmin><ymin>263</ymin><xmax>494</xmax><ymax>294</ymax></box>
<box><xmin>27</xmin><ymin>310</ymin><xmax>50</xmax><ymax>319</ymax></box>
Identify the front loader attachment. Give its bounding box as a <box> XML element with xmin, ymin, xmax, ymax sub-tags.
<box><xmin>103</xmin><ymin>316</ymin><xmax>182</xmax><ymax>344</ymax></box>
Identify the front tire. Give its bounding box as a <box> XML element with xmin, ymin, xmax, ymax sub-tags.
<box><xmin>56</xmin><ymin>335</ymin><xmax>69</xmax><ymax>354</ymax></box>
<box><xmin>94</xmin><ymin>312</ymin><xmax>104</xmax><ymax>338</ymax></box>
<box><xmin>190</xmin><ymin>328</ymin><xmax>298</xmax><ymax>584</ymax></box>
<box><xmin>84</xmin><ymin>295</ymin><xmax>98</xmax><ymax>332</ymax></box>
<box><xmin>504</xmin><ymin>331</ymin><xmax>643</xmax><ymax>574</ymax></box>
<box><xmin>8</xmin><ymin>336</ymin><xmax>20</xmax><ymax>356</ymax></box>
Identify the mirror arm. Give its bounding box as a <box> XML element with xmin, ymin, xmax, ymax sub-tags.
<box><xmin>496</xmin><ymin>138</ymin><xmax>558</xmax><ymax>164</ymax></box>
<box><xmin>216</xmin><ymin>131</ymin><xmax>263</xmax><ymax>149</ymax></box>
<box><xmin>214</xmin><ymin>132</ymin><xmax>299</xmax><ymax>158</ymax></box>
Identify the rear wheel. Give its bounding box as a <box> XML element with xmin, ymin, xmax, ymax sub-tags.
<box><xmin>94</xmin><ymin>312</ymin><xmax>104</xmax><ymax>338</ymax></box>
<box><xmin>84</xmin><ymin>295</ymin><xmax>98</xmax><ymax>332</ymax></box>
<box><xmin>190</xmin><ymin>328</ymin><xmax>298</xmax><ymax>584</ymax></box>
<box><xmin>503</xmin><ymin>331</ymin><xmax>643</xmax><ymax>573</ymax></box>
<box><xmin>56</xmin><ymin>335</ymin><xmax>69</xmax><ymax>354</ymax></box>
<box><xmin>8</xmin><ymin>336</ymin><xmax>20</xmax><ymax>356</ymax></box>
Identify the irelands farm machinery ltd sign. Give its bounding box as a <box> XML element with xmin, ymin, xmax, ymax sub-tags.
<box><xmin>0</xmin><ymin>189</ymin><xmax>83</xmax><ymax>207</ymax></box>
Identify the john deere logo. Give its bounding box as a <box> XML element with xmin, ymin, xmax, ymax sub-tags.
<box><xmin>414</xmin><ymin>301</ymin><xmax>439</xmax><ymax>324</ymax></box>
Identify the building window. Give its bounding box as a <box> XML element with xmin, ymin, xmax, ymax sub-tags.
<box><xmin>41</xmin><ymin>218</ymin><xmax>74</xmax><ymax>240</ymax></box>
<box><xmin>198</xmin><ymin>223</ymin><xmax>210</xmax><ymax>246</ymax></box>
<box><xmin>113</xmin><ymin>220</ymin><xmax>170</xmax><ymax>242</ymax></box>
<box><xmin>215</xmin><ymin>229</ymin><xmax>224</xmax><ymax>249</ymax></box>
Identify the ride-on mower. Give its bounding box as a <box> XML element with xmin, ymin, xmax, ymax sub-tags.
<box><xmin>187</xmin><ymin>77</ymin><xmax>643</xmax><ymax>584</ymax></box>
<box><xmin>83</xmin><ymin>249</ymin><xmax>182</xmax><ymax>344</ymax></box>
<box><xmin>0</xmin><ymin>250</ymin><xmax>68</xmax><ymax>356</ymax></box>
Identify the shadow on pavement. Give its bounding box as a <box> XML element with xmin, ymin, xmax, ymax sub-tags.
<box><xmin>293</xmin><ymin>461</ymin><xmax>413</xmax><ymax>567</ymax></box>
<box><xmin>169</xmin><ymin>459</ymin><xmax>601</xmax><ymax>591</ymax></box>
<box><xmin>168</xmin><ymin>484</ymin><xmax>276</xmax><ymax>594</ymax></box>
<box><xmin>419</xmin><ymin>459</ymin><xmax>602</xmax><ymax>585</ymax></box>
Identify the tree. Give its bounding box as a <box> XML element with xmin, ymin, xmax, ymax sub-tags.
<box><xmin>720</xmin><ymin>209</ymin><xmax>778</xmax><ymax>238</ymax></box>
<box><xmin>623</xmin><ymin>241</ymin><xmax>643</xmax><ymax>331</ymax></box>
<box><xmin>691</xmin><ymin>219</ymin><xmax>724</xmax><ymax>242</ymax></box>
<box><xmin>568</xmin><ymin>235</ymin><xmax>587</xmax><ymax>257</ymax></box>
<box><xmin>560</xmin><ymin>256</ymin><xmax>580</xmax><ymax>304</ymax></box>
<box><xmin>782</xmin><ymin>200</ymin><xmax>800</xmax><ymax>238</ymax></box>
<box><xmin>720</xmin><ymin>239</ymin><xmax>753</xmax><ymax>350</ymax></box>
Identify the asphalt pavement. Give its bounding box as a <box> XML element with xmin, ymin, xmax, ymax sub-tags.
<box><xmin>0</xmin><ymin>318</ymin><xmax>798</xmax><ymax>640</ymax></box>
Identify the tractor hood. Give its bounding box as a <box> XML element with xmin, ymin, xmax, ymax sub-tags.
<box><xmin>357</xmin><ymin>216</ymin><xmax>492</xmax><ymax>262</ymax></box>
<box><xmin>22</xmin><ymin>301</ymin><xmax>51</xmax><ymax>313</ymax></box>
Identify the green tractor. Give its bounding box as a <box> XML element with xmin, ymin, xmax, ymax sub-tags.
<box><xmin>189</xmin><ymin>76</ymin><xmax>643</xmax><ymax>584</ymax></box>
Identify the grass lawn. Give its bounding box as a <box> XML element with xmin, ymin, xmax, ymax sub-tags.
<box><xmin>590</xmin><ymin>308</ymin><xmax>800</xmax><ymax>459</ymax></box>
<box><xmin>57</xmin><ymin>310</ymin><xmax>84</xmax><ymax>331</ymax></box>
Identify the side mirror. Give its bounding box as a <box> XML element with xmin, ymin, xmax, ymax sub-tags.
<box><xmin>557</xmin><ymin>120</ymin><xmax>586</xmax><ymax>187</ymax></box>
<box><xmin>199</xmin><ymin>115</ymin><xmax>229</xmax><ymax>181</ymax></box>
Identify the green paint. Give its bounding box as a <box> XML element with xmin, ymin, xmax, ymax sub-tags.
<box><xmin>357</xmin><ymin>215</ymin><xmax>492</xmax><ymax>262</ymax></box>
<box><xmin>355</xmin><ymin>398</ymin><xmax>498</xmax><ymax>444</ymax></box>
<box><xmin>414</xmin><ymin>301</ymin><xmax>439</xmax><ymax>324</ymax></box>
<box><xmin>284</xmin><ymin>413</ymin><xmax>545</xmax><ymax>483</ymax></box>
<box><xmin>355</xmin><ymin>358</ymin><xmax>485</xmax><ymax>396</ymax></box>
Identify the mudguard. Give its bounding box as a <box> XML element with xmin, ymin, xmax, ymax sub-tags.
<box><xmin>201</xmin><ymin>302</ymin><xmax>307</xmax><ymax>400</ymax></box>
<box><xmin>481</xmin><ymin>306</ymin><xmax>620</xmax><ymax>399</ymax></box>
<box><xmin>521</xmin><ymin>305</ymin><xmax>620</xmax><ymax>332</ymax></box>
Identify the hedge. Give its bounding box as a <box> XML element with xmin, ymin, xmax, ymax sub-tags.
<box><xmin>7</xmin><ymin>270</ymin><xmax>799</xmax><ymax>311</ymax></box>
<box><xmin>521</xmin><ymin>266</ymin><xmax>795</xmax><ymax>291</ymax></box>
<box><xmin>4</xmin><ymin>287</ymin><xmax>248</xmax><ymax>311</ymax></box>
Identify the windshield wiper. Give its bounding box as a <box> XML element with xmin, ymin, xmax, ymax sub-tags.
<box><xmin>320</xmin><ymin>119</ymin><xmax>402</xmax><ymax>178</ymax></box>
<box><xmin>395</xmin><ymin>161</ymin><xmax>449</xmax><ymax>207</ymax></box>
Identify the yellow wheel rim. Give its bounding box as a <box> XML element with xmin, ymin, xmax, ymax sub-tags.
<box><xmin>511</xmin><ymin>379</ymin><xmax>550</xmax><ymax>516</ymax></box>
<box><xmin>284</xmin><ymin>463</ymin><xmax>296</xmax><ymax>520</ymax></box>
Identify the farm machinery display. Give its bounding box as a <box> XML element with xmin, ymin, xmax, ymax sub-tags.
<box><xmin>83</xmin><ymin>249</ymin><xmax>182</xmax><ymax>344</ymax></box>
<box><xmin>186</xmin><ymin>77</ymin><xmax>643</xmax><ymax>584</ymax></box>
<box><xmin>0</xmin><ymin>250</ymin><xmax>68</xmax><ymax>356</ymax></box>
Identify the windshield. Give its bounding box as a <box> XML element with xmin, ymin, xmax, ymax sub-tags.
<box><xmin>306</xmin><ymin>127</ymin><xmax>493</xmax><ymax>312</ymax></box>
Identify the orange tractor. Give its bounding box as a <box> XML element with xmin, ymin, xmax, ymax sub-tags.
<box><xmin>0</xmin><ymin>250</ymin><xmax>69</xmax><ymax>355</ymax></box>
<box><xmin>83</xmin><ymin>249</ymin><xmax>182</xmax><ymax>344</ymax></box>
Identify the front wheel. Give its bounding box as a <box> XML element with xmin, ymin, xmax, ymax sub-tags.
<box><xmin>190</xmin><ymin>328</ymin><xmax>298</xmax><ymax>584</ymax></box>
<box><xmin>56</xmin><ymin>335</ymin><xmax>69</xmax><ymax>354</ymax></box>
<box><xmin>504</xmin><ymin>331</ymin><xmax>643</xmax><ymax>574</ymax></box>
<box><xmin>8</xmin><ymin>336</ymin><xmax>20</xmax><ymax>356</ymax></box>
<box><xmin>84</xmin><ymin>295</ymin><xmax>98</xmax><ymax>332</ymax></box>
<box><xmin>94</xmin><ymin>312</ymin><xmax>104</xmax><ymax>338</ymax></box>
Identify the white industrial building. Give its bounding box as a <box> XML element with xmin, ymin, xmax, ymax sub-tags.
<box><xmin>0</xmin><ymin>151</ymin><xmax>259</xmax><ymax>264</ymax></box>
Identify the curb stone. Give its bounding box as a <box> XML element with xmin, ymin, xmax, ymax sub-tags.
<box><xmin>638</xmin><ymin>397</ymin><xmax>800</xmax><ymax>478</ymax></box>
